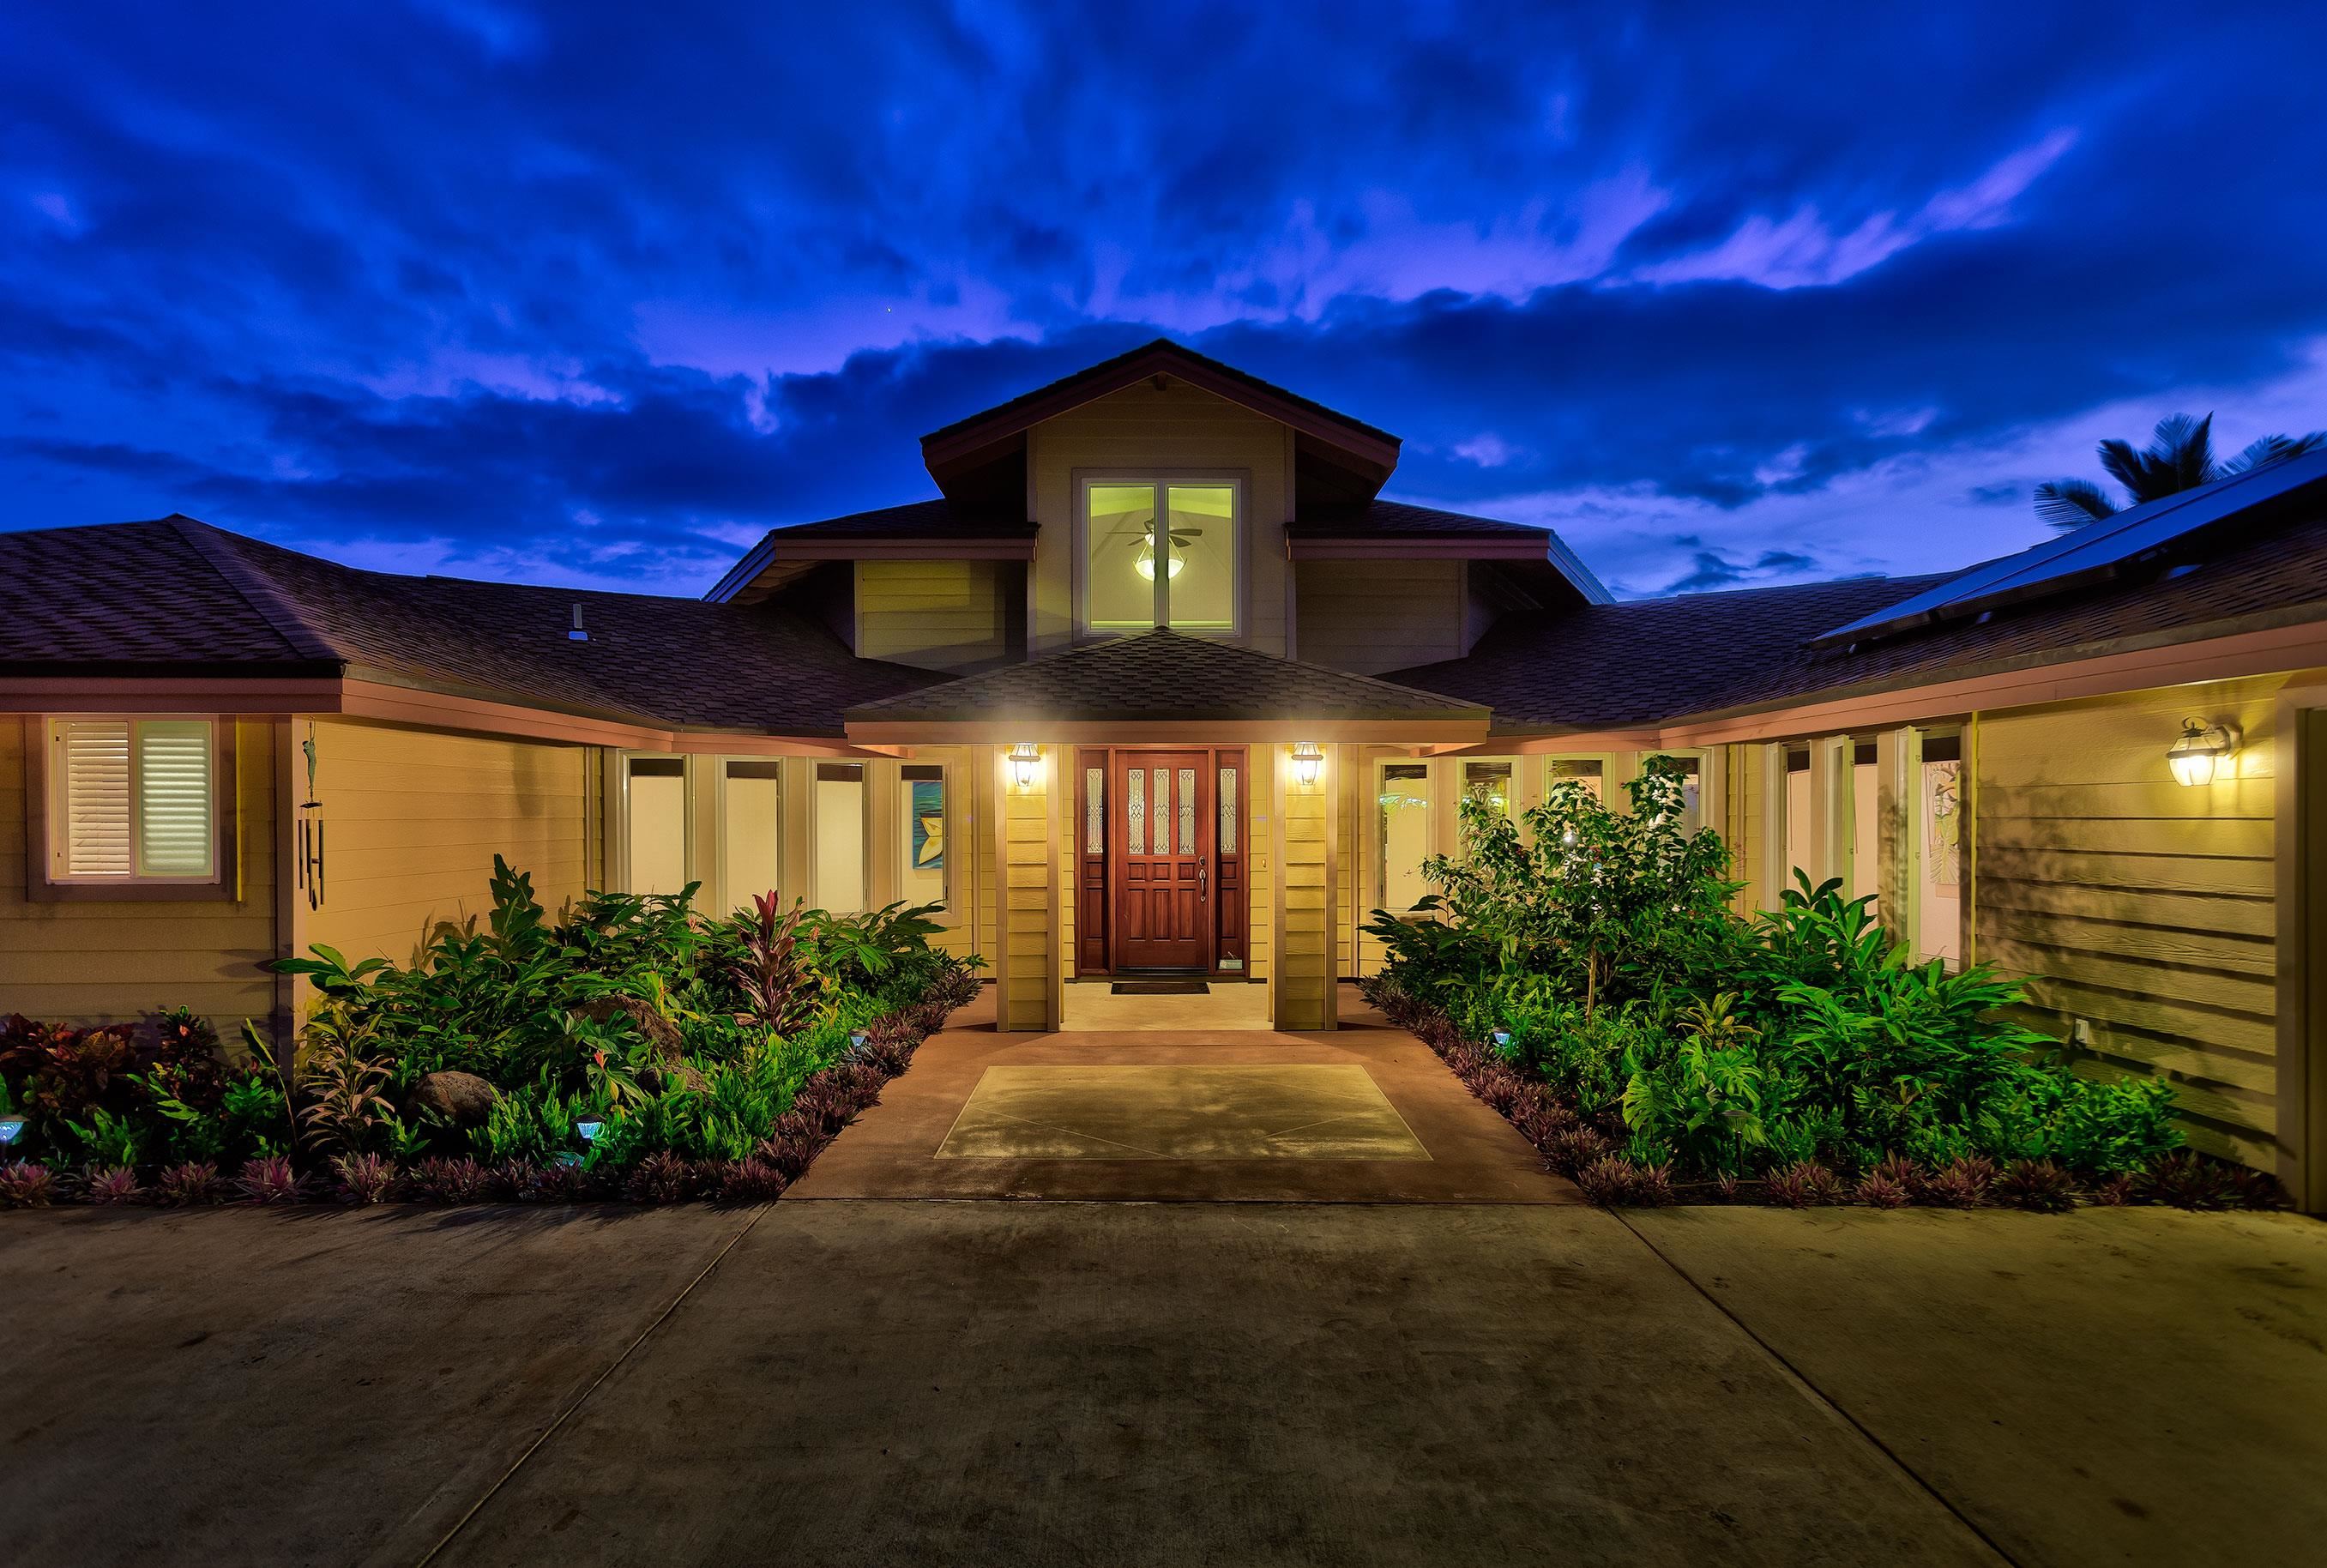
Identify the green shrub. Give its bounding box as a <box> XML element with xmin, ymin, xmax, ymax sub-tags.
<box><xmin>1371</xmin><ymin>763</ymin><xmax>2184</xmax><ymax>1179</ymax></box>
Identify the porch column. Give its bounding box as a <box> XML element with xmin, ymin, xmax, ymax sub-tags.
<box><xmin>1270</xmin><ymin>740</ymin><xmax>1337</xmax><ymax>1031</ymax></box>
<box><xmin>993</xmin><ymin>741</ymin><xmax>1057</xmax><ymax>1031</ymax></box>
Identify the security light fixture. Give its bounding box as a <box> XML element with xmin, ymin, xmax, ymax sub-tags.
<box><xmin>1289</xmin><ymin>742</ymin><xmax>1324</xmax><ymax>788</ymax></box>
<box><xmin>1008</xmin><ymin>742</ymin><xmax>1042</xmax><ymax>790</ymax></box>
<box><xmin>2167</xmin><ymin>719</ymin><xmax>2234</xmax><ymax>787</ymax></box>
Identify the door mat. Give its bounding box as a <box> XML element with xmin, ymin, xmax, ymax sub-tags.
<box><xmin>1111</xmin><ymin>980</ymin><xmax>1211</xmax><ymax>995</ymax></box>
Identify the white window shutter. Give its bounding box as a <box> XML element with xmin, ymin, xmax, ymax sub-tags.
<box><xmin>136</xmin><ymin>721</ymin><xmax>214</xmax><ymax>877</ymax></box>
<box><xmin>61</xmin><ymin>720</ymin><xmax>133</xmax><ymax>876</ymax></box>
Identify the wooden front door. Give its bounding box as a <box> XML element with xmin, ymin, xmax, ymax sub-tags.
<box><xmin>1113</xmin><ymin>749</ymin><xmax>1211</xmax><ymax>970</ymax></box>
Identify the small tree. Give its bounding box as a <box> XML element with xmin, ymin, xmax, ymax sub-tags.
<box><xmin>1410</xmin><ymin>757</ymin><xmax>1738</xmax><ymax>1019</ymax></box>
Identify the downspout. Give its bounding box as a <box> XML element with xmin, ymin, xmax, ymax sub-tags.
<box><xmin>1964</xmin><ymin>711</ymin><xmax>1980</xmax><ymax>968</ymax></box>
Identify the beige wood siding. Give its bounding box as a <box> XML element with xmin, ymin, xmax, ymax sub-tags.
<box><xmin>996</xmin><ymin>747</ymin><xmax>1054</xmax><ymax>1029</ymax></box>
<box><xmin>1272</xmin><ymin>744</ymin><xmax>1335</xmax><ymax>1028</ymax></box>
<box><xmin>1295</xmin><ymin>559</ymin><xmax>1468</xmax><ymax>676</ymax></box>
<box><xmin>1974</xmin><ymin>677</ymin><xmax>2282</xmax><ymax>1164</ymax></box>
<box><xmin>1</xmin><ymin>716</ymin><xmax>279</xmax><ymax>1034</ymax></box>
<box><xmin>304</xmin><ymin>720</ymin><xmax>589</xmax><ymax>969</ymax></box>
<box><xmin>1027</xmin><ymin>378</ymin><xmax>1290</xmax><ymax>658</ymax></box>
<box><xmin>853</xmin><ymin>559</ymin><xmax>1010</xmax><ymax>672</ymax></box>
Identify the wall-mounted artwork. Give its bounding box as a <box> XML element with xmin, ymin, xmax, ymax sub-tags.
<box><xmin>1925</xmin><ymin>758</ymin><xmax>1960</xmax><ymax>890</ymax></box>
<box><xmin>911</xmin><ymin>777</ymin><xmax>945</xmax><ymax>872</ymax></box>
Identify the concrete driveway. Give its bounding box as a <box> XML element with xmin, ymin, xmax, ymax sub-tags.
<box><xmin>3</xmin><ymin>1200</ymin><xmax>2321</xmax><ymax>1567</ymax></box>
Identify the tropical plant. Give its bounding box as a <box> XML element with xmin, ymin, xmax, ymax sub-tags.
<box><xmin>2035</xmin><ymin>413</ymin><xmax>2325</xmax><ymax>529</ymax></box>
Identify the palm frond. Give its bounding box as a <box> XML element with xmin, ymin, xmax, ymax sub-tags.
<box><xmin>2033</xmin><ymin>478</ymin><xmax>2118</xmax><ymax>530</ymax></box>
<box><xmin>2222</xmin><ymin>431</ymin><xmax>2327</xmax><ymax>474</ymax></box>
<box><xmin>2151</xmin><ymin>412</ymin><xmax>2216</xmax><ymax>494</ymax></box>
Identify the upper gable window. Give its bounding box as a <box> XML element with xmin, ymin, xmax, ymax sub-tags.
<box><xmin>1080</xmin><ymin>478</ymin><xmax>1240</xmax><ymax>636</ymax></box>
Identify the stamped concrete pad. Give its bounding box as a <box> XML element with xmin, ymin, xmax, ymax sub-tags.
<box><xmin>936</xmin><ymin>1063</ymin><xmax>1430</xmax><ymax>1160</ymax></box>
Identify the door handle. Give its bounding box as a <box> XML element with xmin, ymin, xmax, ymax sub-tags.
<box><xmin>1198</xmin><ymin>860</ymin><xmax>1209</xmax><ymax>901</ymax></box>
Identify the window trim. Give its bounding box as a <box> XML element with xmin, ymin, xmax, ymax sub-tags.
<box><xmin>24</xmin><ymin>715</ymin><xmax>237</xmax><ymax>902</ymax></box>
<box><xmin>1072</xmin><ymin>469</ymin><xmax>1247</xmax><ymax>641</ymax></box>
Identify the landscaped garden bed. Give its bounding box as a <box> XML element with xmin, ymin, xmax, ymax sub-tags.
<box><xmin>1365</xmin><ymin>763</ymin><xmax>2285</xmax><ymax>1212</ymax></box>
<box><xmin>0</xmin><ymin>859</ymin><xmax>981</xmax><ymax>1209</ymax></box>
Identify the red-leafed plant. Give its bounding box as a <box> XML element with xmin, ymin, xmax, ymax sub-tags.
<box><xmin>0</xmin><ymin>1160</ymin><xmax>57</xmax><ymax>1208</ymax></box>
<box><xmin>734</xmin><ymin>893</ymin><xmax>819</xmax><ymax>1037</ymax></box>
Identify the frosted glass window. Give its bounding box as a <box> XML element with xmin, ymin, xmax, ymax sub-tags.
<box><xmin>1378</xmin><ymin>763</ymin><xmax>1434</xmax><ymax>911</ymax></box>
<box><xmin>1852</xmin><ymin>745</ymin><xmax>1879</xmax><ymax>910</ymax></box>
<box><xmin>1219</xmin><ymin>767</ymin><xmax>1239</xmax><ymax>853</ymax></box>
<box><xmin>1163</xmin><ymin>485</ymin><xmax>1236</xmax><ymax>629</ymax></box>
<box><xmin>1086</xmin><ymin>483</ymin><xmax>1158</xmax><ymax>630</ymax></box>
<box><xmin>1151</xmin><ymin>767</ymin><xmax>1170</xmax><ymax>854</ymax></box>
<box><xmin>1128</xmin><ymin>768</ymin><xmax>1146</xmax><ymax>853</ymax></box>
<box><xmin>901</xmin><ymin>764</ymin><xmax>948</xmax><ymax>909</ymax></box>
<box><xmin>720</xmin><ymin>761</ymin><xmax>781</xmax><ymax>915</ymax></box>
<box><xmin>1085</xmin><ymin>767</ymin><xmax>1105</xmax><ymax>854</ymax></box>
<box><xmin>627</xmin><ymin>757</ymin><xmax>687</xmax><ymax>897</ymax></box>
<box><xmin>814</xmin><ymin>762</ymin><xmax>867</xmax><ymax>914</ymax></box>
<box><xmin>48</xmin><ymin>717</ymin><xmax>217</xmax><ymax>882</ymax></box>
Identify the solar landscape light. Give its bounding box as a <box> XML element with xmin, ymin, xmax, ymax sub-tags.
<box><xmin>0</xmin><ymin>1116</ymin><xmax>24</xmax><ymax>1149</ymax></box>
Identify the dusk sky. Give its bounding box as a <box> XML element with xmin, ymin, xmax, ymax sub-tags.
<box><xmin>5</xmin><ymin>2</ymin><xmax>2323</xmax><ymax>600</ymax></box>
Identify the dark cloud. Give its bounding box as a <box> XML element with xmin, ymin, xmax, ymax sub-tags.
<box><xmin>2</xmin><ymin>2</ymin><xmax>2322</xmax><ymax>594</ymax></box>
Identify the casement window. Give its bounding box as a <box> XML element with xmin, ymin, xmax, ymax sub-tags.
<box><xmin>898</xmin><ymin>763</ymin><xmax>949</xmax><ymax>911</ymax></box>
<box><xmin>44</xmin><ymin>717</ymin><xmax>220</xmax><ymax>884</ymax></box>
<box><xmin>1914</xmin><ymin>732</ymin><xmax>1963</xmax><ymax>967</ymax></box>
<box><xmin>1079</xmin><ymin>476</ymin><xmax>1241</xmax><ymax>636</ymax></box>
<box><xmin>1376</xmin><ymin>760</ymin><xmax>1434</xmax><ymax>913</ymax></box>
<box><xmin>1640</xmin><ymin>751</ymin><xmax>1706</xmax><ymax>833</ymax></box>
<box><xmin>1461</xmin><ymin>758</ymin><xmax>1517</xmax><ymax>821</ymax></box>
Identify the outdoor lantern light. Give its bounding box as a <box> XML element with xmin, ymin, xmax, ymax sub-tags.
<box><xmin>2167</xmin><ymin>719</ymin><xmax>2234</xmax><ymax>787</ymax></box>
<box><xmin>0</xmin><ymin>1117</ymin><xmax>22</xmax><ymax>1149</ymax></box>
<box><xmin>576</xmin><ymin>1119</ymin><xmax>604</xmax><ymax>1144</ymax></box>
<box><xmin>1008</xmin><ymin>742</ymin><xmax>1042</xmax><ymax>789</ymax></box>
<box><xmin>1289</xmin><ymin>742</ymin><xmax>1324</xmax><ymax>788</ymax></box>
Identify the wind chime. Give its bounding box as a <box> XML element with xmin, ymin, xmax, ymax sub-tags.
<box><xmin>296</xmin><ymin>721</ymin><xmax>326</xmax><ymax>909</ymax></box>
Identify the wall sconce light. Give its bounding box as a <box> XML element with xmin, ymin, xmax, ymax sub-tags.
<box><xmin>1289</xmin><ymin>741</ymin><xmax>1324</xmax><ymax>789</ymax></box>
<box><xmin>1008</xmin><ymin>742</ymin><xmax>1042</xmax><ymax>790</ymax></box>
<box><xmin>2167</xmin><ymin>719</ymin><xmax>2234</xmax><ymax>787</ymax></box>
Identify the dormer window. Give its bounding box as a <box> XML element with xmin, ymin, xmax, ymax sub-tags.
<box><xmin>1079</xmin><ymin>477</ymin><xmax>1240</xmax><ymax>636</ymax></box>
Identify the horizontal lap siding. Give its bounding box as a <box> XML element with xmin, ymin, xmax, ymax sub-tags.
<box><xmin>0</xmin><ymin>717</ymin><xmax>278</xmax><ymax>1034</ymax></box>
<box><xmin>998</xmin><ymin>757</ymin><xmax>1052</xmax><ymax>1028</ymax></box>
<box><xmin>1974</xmin><ymin>678</ymin><xmax>2284</xmax><ymax>1164</ymax></box>
<box><xmin>854</xmin><ymin>560</ymin><xmax>1009</xmax><ymax>672</ymax></box>
<box><xmin>304</xmin><ymin>720</ymin><xmax>588</xmax><ymax>971</ymax></box>
<box><xmin>1294</xmin><ymin>559</ymin><xmax>1466</xmax><ymax>676</ymax></box>
<box><xmin>1275</xmin><ymin>751</ymin><xmax>1334</xmax><ymax>1029</ymax></box>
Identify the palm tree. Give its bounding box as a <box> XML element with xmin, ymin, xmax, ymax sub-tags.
<box><xmin>2034</xmin><ymin>413</ymin><xmax>2326</xmax><ymax>529</ymax></box>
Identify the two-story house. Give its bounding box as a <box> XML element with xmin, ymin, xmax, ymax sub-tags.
<box><xmin>7</xmin><ymin>339</ymin><xmax>2327</xmax><ymax>1205</ymax></box>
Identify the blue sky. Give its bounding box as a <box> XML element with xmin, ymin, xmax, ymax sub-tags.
<box><xmin>4</xmin><ymin>2</ymin><xmax>2323</xmax><ymax>599</ymax></box>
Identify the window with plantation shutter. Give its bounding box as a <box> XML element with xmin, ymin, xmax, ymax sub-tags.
<box><xmin>46</xmin><ymin>716</ymin><xmax>218</xmax><ymax>884</ymax></box>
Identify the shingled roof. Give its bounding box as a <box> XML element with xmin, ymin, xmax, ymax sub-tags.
<box><xmin>847</xmin><ymin>628</ymin><xmax>1489</xmax><ymax>728</ymax></box>
<box><xmin>0</xmin><ymin>516</ymin><xmax>937</xmax><ymax>736</ymax></box>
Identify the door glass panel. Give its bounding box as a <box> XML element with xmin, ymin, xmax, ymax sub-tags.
<box><xmin>1085</xmin><ymin>767</ymin><xmax>1105</xmax><ymax>854</ymax></box>
<box><xmin>1179</xmin><ymin>768</ymin><xmax>1197</xmax><ymax>853</ymax></box>
<box><xmin>1086</xmin><ymin>483</ymin><xmax>1158</xmax><ymax>630</ymax></box>
<box><xmin>1219</xmin><ymin>767</ymin><xmax>1238</xmax><ymax>853</ymax></box>
<box><xmin>1128</xmin><ymin>767</ymin><xmax>1145</xmax><ymax>853</ymax></box>
<box><xmin>1151</xmin><ymin>767</ymin><xmax>1169</xmax><ymax>854</ymax></box>
<box><xmin>1163</xmin><ymin>485</ymin><xmax>1236</xmax><ymax>630</ymax></box>
<box><xmin>1378</xmin><ymin>763</ymin><xmax>1433</xmax><ymax>911</ymax></box>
